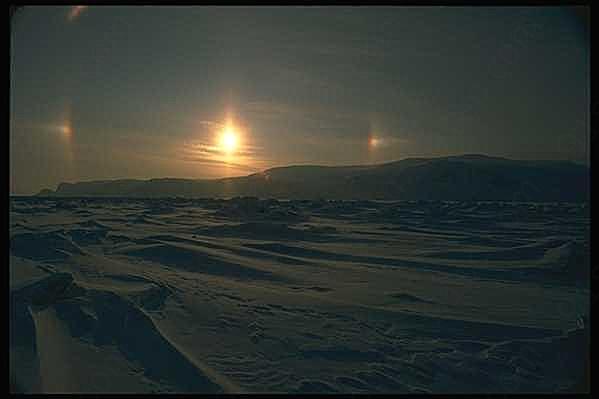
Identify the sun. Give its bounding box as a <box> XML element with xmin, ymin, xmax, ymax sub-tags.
<box><xmin>219</xmin><ymin>126</ymin><xmax>239</xmax><ymax>154</ymax></box>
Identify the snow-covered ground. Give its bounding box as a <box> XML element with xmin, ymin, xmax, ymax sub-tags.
<box><xmin>9</xmin><ymin>197</ymin><xmax>590</xmax><ymax>393</ymax></box>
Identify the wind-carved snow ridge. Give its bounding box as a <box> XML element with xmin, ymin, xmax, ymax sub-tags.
<box><xmin>10</xmin><ymin>268</ymin><xmax>230</xmax><ymax>393</ymax></box>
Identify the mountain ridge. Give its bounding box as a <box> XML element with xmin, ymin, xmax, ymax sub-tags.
<box><xmin>37</xmin><ymin>154</ymin><xmax>590</xmax><ymax>202</ymax></box>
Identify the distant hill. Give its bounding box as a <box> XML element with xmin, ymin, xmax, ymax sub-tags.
<box><xmin>37</xmin><ymin>154</ymin><xmax>590</xmax><ymax>202</ymax></box>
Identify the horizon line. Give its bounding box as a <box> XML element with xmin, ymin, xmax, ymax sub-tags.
<box><xmin>19</xmin><ymin>152</ymin><xmax>588</xmax><ymax>196</ymax></box>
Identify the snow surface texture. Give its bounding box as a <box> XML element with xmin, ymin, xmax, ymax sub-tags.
<box><xmin>9</xmin><ymin>197</ymin><xmax>590</xmax><ymax>393</ymax></box>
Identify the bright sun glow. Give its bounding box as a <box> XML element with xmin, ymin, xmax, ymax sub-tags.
<box><xmin>369</xmin><ymin>137</ymin><xmax>381</xmax><ymax>148</ymax></box>
<box><xmin>219</xmin><ymin>126</ymin><xmax>239</xmax><ymax>154</ymax></box>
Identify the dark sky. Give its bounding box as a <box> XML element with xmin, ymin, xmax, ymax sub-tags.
<box><xmin>10</xmin><ymin>6</ymin><xmax>589</xmax><ymax>195</ymax></box>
